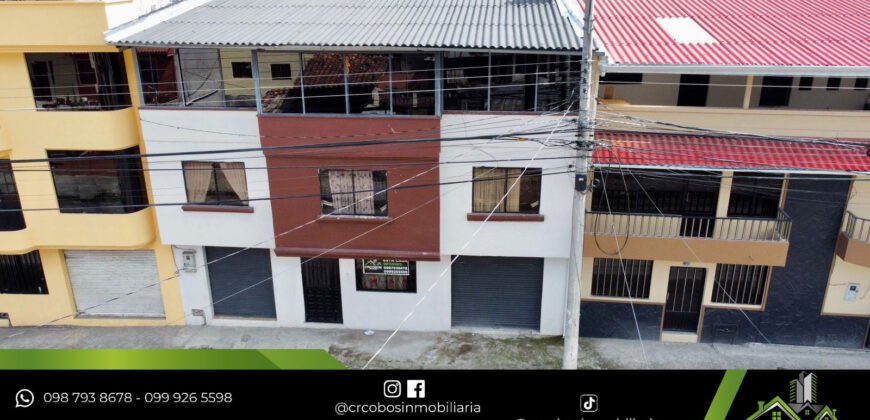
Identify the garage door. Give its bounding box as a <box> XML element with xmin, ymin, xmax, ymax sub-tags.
<box><xmin>451</xmin><ymin>256</ymin><xmax>543</xmax><ymax>330</ymax></box>
<box><xmin>205</xmin><ymin>247</ymin><xmax>276</xmax><ymax>319</ymax></box>
<box><xmin>65</xmin><ymin>250</ymin><xmax>164</xmax><ymax>317</ymax></box>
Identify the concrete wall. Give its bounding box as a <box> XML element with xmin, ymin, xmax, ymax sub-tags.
<box><xmin>140</xmin><ymin>109</ymin><xmax>276</xmax><ymax>249</ymax></box>
<box><xmin>439</xmin><ymin>114</ymin><xmax>575</xmax><ymax>259</ymax></box>
<box><xmin>824</xmin><ymin>176</ymin><xmax>870</xmax><ymax>317</ymax></box>
<box><xmin>177</xmin><ymin>248</ymin><xmax>454</xmax><ymax>331</ymax></box>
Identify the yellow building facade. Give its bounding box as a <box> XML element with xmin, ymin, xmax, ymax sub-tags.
<box><xmin>0</xmin><ymin>1</ymin><xmax>183</xmax><ymax>326</ymax></box>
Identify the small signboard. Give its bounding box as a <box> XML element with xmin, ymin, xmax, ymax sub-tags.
<box><xmin>363</xmin><ymin>259</ymin><xmax>410</xmax><ymax>276</ymax></box>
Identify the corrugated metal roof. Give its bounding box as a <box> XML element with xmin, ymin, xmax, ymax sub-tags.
<box><xmin>111</xmin><ymin>0</ymin><xmax>583</xmax><ymax>51</ymax></box>
<box><xmin>589</xmin><ymin>0</ymin><xmax>870</xmax><ymax>68</ymax></box>
<box><xmin>595</xmin><ymin>132</ymin><xmax>870</xmax><ymax>172</ymax></box>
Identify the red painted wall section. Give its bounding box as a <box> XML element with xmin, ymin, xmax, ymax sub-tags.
<box><xmin>259</xmin><ymin>115</ymin><xmax>441</xmax><ymax>261</ymax></box>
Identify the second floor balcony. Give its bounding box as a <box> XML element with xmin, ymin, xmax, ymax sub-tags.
<box><xmin>584</xmin><ymin>210</ymin><xmax>792</xmax><ymax>266</ymax></box>
<box><xmin>835</xmin><ymin>212</ymin><xmax>870</xmax><ymax>268</ymax></box>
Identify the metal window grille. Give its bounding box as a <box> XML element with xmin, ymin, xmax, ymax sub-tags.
<box><xmin>591</xmin><ymin>258</ymin><xmax>652</xmax><ymax>299</ymax></box>
<box><xmin>712</xmin><ymin>264</ymin><xmax>769</xmax><ymax>305</ymax></box>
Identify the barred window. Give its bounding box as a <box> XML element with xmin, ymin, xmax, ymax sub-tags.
<box><xmin>591</xmin><ymin>258</ymin><xmax>652</xmax><ymax>299</ymax></box>
<box><xmin>712</xmin><ymin>264</ymin><xmax>769</xmax><ymax>305</ymax></box>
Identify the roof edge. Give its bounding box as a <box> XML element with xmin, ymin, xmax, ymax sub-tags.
<box><xmin>105</xmin><ymin>0</ymin><xmax>215</xmax><ymax>45</ymax></box>
<box><xmin>602</xmin><ymin>64</ymin><xmax>870</xmax><ymax>77</ymax></box>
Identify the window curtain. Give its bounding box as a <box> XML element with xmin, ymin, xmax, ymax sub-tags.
<box><xmin>183</xmin><ymin>162</ymin><xmax>214</xmax><ymax>203</ymax></box>
<box><xmin>504</xmin><ymin>168</ymin><xmax>523</xmax><ymax>212</ymax></box>
<box><xmin>353</xmin><ymin>170</ymin><xmax>375</xmax><ymax>215</ymax></box>
<box><xmin>218</xmin><ymin>162</ymin><xmax>248</xmax><ymax>202</ymax></box>
<box><xmin>472</xmin><ymin>168</ymin><xmax>504</xmax><ymax>212</ymax></box>
<box><xmin>328</xmin><ymin>170</ymin><xmax>355</xmax><ymax>214</ymax></box>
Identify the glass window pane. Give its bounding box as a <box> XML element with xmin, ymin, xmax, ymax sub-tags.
<box><xmin>178</xmin><ymin>48</ymin><xmax>226</xmax><ymax>107</ymax></box>
<box><xmin>519</xmin><ymin>168</ymin><xmax>543</xmax><ymax>213</ymax></box>
<box><xmin>537</xmin><ymin>55</ymin><xmax>580</xmax><ymax>111</ymax></box>
<box><xmin>219</xmin><ymin>49</ymin><xmax>256</xmax><ymax>107</ymax></box>
<box><xmin>490</xmin><ymin>54</ymin><xmax>537</xmax><ymax>111</ymax></box>
<box><xmin>443</xmin><ymin>52</ymin><xmax>489</xmax><ymax>111</ymax></box>
<box><xmin>257</xmin><ymin>52</ymin><xmax>304</xmax><ymax>113</ymax></box>
<box><xmin>391</xmin><ymin>54</ymin><xmax>435</xmax><ymax>115</ymax></box>
<box><xmin>0</xmin><ymin>162</ymin><xmax>25</xmax><ymax>231</ymax></box>
<box><xmin>25</xmin><ymin>52</ymin><xmax>130</xmax><ymax>111</ymax></box>
<box><xmin>346</xmin><ymin>53</ymin><xmax>390</xmax><ymax>114</ymax></box>
<box><xmin>136</xmin><ymin>49</ymin><xmax>180</xmax><ymax>105</ymax></box>
<box><xmin>49</xmin><ymin>147</ymin><xmax>148</xmax><ymax>214</ymax></box>
<box><xmin>302</xmin><ymin>53</ymin><xmax>348</xmax><ymax>114</ymax></box>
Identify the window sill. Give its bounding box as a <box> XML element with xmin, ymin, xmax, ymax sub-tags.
<box><xmin>182</xmin><ymin>205</ymin><xmax>254</xmax><ymax>214</ymax></box>
<box><xmin>319</xmin><ymin>215</ymin><xmax>391</xmax><ymax>224</ymax></box>
<box><xmin>466</xmin><ymin>213</ymin><xmax>544</xmax><ymax>222</ymax></box>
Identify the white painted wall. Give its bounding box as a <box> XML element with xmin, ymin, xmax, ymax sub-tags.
<box><xmin>141</xmin><ymin>109</ymin><xmax>276</xmax><ymax>249</ymax></box>
<box><xmin>541</xmin><ymin>257</ymin><xmax>569</xmax><ymax>335</ymax></box>
<box><xmin>440</xmin><ymin>114</ymin><xmax>575</xmax><ymax>259</ymax></box>
<box><xmin>177</xmin><ymin>249</ymin><xmax>453</xmax><ymax>330</ymax></box>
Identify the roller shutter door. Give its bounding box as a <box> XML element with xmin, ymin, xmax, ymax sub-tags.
<box><xmin>65</xmin><ymin>250</ymin><xmax>165</xmax><ymax>317</ymax></box>
<box><xmin>451</xmin><ymin>256</ymin><xmax>543</xmax><ymax>330</ymax></box>
<box><xmin>205</xmin><ymin>247</ymin><xmax>276</xmax><ymax>319</ymax></box>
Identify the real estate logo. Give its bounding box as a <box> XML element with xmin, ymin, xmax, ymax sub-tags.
<box><xmin>746</xmin><ymin>372</ymin><xmax>838</xmax><ymax>420</ymax></box>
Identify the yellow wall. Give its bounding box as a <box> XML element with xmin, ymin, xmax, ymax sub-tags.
<box><xmin>824</xmin><ymin>176</ymin><xmax>870</xmax><ymax>317</ymax></box>
<box><xmin>0</xmin><ymin>2</ymin><xmax>115</xmax><ymax>53</ymax></box>
<box><xmin>0</xmin><ymin>6</ymin><xmax>184</xmax><ymax>326</ymax></box>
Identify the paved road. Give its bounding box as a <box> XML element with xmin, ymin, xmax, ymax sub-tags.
<box><xmin>0</xmin><ymin>326</ymin><xmax>867</xmax><ymax>369</ymax></box>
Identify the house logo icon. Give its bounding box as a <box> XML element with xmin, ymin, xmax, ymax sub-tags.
<box><xmin>746</xmin><ymin>372</ymin><xmax>838</xmax><ymax>420</ymax></box>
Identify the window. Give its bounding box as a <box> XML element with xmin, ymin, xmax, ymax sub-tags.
<box><xmin>345</xmin><ymin>53</ymin><xmax>391</xmax><ymax>114</ymax></box>
<box><xmin>0</xmin><ymin>162</ymin><xmax>25</xmax><ymax>231</ymax></box>
<box><xmin>772</xmin><ymin>411</ymin><xmax>782</xmax><ymax>420</ymax></box>
<box><xmin>301</xmin><ymin>52</ymin><xmax>350</xmax><ymax>114</ymax></box>
<box><xmin>758</xmin><ymin>76</ymin><xmax>792</xmax><ymax>107</ymax></box>
<box><xmin>727</xmin><ymin>173</ymin><xmax>783</xmax><ymax>218</ymax></box>
<box><xmin>443</xmin><ymin>52</ymin><xmax>490</xmax><ymax>111</ymax></box>
<box><xmin>0</xmin><ymin>251</ymin><xmax>48</xmax><ymax>295</ymax></box>
<box><xmin>827</xmin><ymin>77</ymin><xmax>841</xmax><ymax>91</ymax></box>
<box><xmin>600</xmin><ymin>73</ymin><xmax>643</xmax><ymax>85</ymax></box>
<box><xmin>855</xmin><ymin>78</ymin><xmax>869</xmax><ymax>91</ymax></box>
<box><xmin>231</xmin><ymin>62</ymin><xmax>253</xmax><ymax>78</ymax></box>
<box><xmin>798</xmin><ymin>77</ymin><xmax>813</xmax><ymax>91</ymax></box>
<box><xmin>677</xmin><ymin>74</ymin><xmax>710</xmax><ymax>106</ymax></box>
<box><xmin>320</xmin><ymin>170</ymin><xmax>388</xmax><ymax>216</ymax></box>
<box><xmin>391</xmin><ymin>54</ymin><xmax>436</xmax><ymax>115</ymax></box>
<box><xmin>472</xmin><ymin>167</ymin><xmax>542</xmax><ymax>214</ymax></box>
<box><xmin>48</xmin><ymin>147</ymin><xmax>148</xmax><ymax>214</ymax></box>
<box><xmin>592</xmin><ymin>169</ymin><xmax>720</xmax><ymax>215</ymax></box>
<box><xmin>182</xmin><ymin>161</ymin><xmax>249</xmax><ymax>206</ymax></box>
<box><xmin>75</xmin><ymin>59</ymin><xmax>97</xmax><ymax>85</ymax></box>
<box><xmin>591</xmin><ymin>258</ymin><xmax>652</xmax><ymax>299</ymax></box>
<box><xmin>271</xmin><ymin>63</ymin><xmax>292</xmax><ymax>80</ymax></box>
<box><xmin>712</xmin><ymin>264</ymin><xmax>769</xmax><ymax>305</ymax></box>
<box><xmin>26</xmin><ymin>53</ymin><xmax>131</xmax><ymax>110</ymax></box>
<box><xmin>137</xmin><ymin>49</ymin><xmax>179</xmax><ymax>105</ymax></box>
<box><xmin>355</xmin><ymin>259</ymin><xmax>416</xmax><ymax>293</ymax></box>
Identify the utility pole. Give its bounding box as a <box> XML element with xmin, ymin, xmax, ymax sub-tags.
<box><xmin>563</xmin><ymin>0</ymin><xmax>596</xmax><ymax>370</ymax></box>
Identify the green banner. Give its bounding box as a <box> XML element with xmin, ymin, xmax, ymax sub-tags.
<box><xmin>705</xmin><ymin>370</ymin><xmax>747</xmax><ymax>420</ymax></box>
<box><xmin>0</xmin><ymin>349</ymin><xmax>345</xmax><ymax>370</ymax></box>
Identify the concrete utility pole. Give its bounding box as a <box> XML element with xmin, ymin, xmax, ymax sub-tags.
<box><xmin>563</xmin><ymin>0</ymin><xmax>596</xmax><ymax>370</ymax></box>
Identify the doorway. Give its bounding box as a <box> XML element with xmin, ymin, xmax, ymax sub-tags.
<box><xmin>663</xmin><ymin>267</ymin><xmax>706</xmax><ymax>332</ymax></box>
<box><xmin>301</xmin><ymin>258</ymin><xmax>343</xmax><ymax>323</ymax></box>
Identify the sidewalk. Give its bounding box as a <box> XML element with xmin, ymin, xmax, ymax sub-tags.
<box><xmin>1</xmin><ymin>326</ymin><xmax>868</xmax><ymax>369</ymax></box>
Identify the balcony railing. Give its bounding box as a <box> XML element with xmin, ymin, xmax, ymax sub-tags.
<box><xmin>586</xmin><ymin>209</ymin><xmax>792</xmax><ymax>242</ymax></box>
<box><xmin>843</xmin><ymin>211</ymin><xmax>870</xmax><ymax>243</ymax></box>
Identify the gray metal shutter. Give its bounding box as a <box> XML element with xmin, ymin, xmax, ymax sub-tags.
<box><xmin>451</xmin><ymin>256</ymin><xmax>543</xmax><ymax>330</ymax></box>
<box><xmin>65</xmin><ymin>250</ymin><xmax>165</xmax><ymax>317</ymax></box>
<box><xmin>205</xmin><ymin>247</ymin><xmax>276</xmax><ymax>319</ymax></box>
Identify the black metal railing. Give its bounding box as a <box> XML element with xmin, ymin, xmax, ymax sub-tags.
<box><xmin>587</xmin><ymin>209</ymin><xmax>792</xmax><ymax>242</ymax></box>
<box><xmin>843</xmin><ymin>211</ymin><xmax>870</xmax><ymax>243</ymax></box>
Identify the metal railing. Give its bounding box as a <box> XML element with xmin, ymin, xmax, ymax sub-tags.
<box><xmin>843</xmin><ymin>211</ymin><xmax>870</xmax><ymax>243</ymax></box>
<box><xmin>586</xmin><ymin>209</ymin><xmax>792</xmax><ymax>242</ymax></box>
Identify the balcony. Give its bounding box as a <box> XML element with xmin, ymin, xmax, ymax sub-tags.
<box><xmin>584</xmin><ymin>210</ymin><xmax>792</xmax><ymax>266</ymax></box>
<box><xmin>835</xmin><ymin>212</ymin><xmax>870</xmax><ymax>268</ymax></box>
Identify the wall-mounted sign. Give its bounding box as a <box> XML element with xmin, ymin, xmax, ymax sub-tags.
<box><xmin>363</xmin><ymin>259</ymin><xmax>410</xmax><ymax>276</ymax></box>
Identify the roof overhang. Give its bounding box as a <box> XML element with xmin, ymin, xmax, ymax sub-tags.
<box><xmin>602</xmin><ymin>64</ymin><xmax>870</xmax><ymax>77</ymax></box>
<box><xmin>117</xmin><ymin>44</ymin><xmax>582</xmax><ymax>55</ymax></box>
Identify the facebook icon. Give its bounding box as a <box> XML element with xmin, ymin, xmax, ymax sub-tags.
<box><xmin>406</xmin><ymin>380</ymin><xmax>425</xmax><ymax>398</ymax></box>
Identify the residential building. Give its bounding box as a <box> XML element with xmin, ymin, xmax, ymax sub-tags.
<box><xmin>580</xmin><ymin>0</ymin><xmax>870</xmax><ymax>348</ymax></box>
<box><xmin>108</xmin><ymin>0</ymin><xmax>585</xmax><ymax>334</ymax></box>
<box><xmin>0</xmin><ymin>0</ymin><xmax>186</xmax><ymax>326</ymax></box>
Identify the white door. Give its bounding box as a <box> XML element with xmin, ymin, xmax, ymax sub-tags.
<box><xmin>65</xmin><ymin>250</ymin><xmax>165</xmax><ymax>317</ymax></box>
